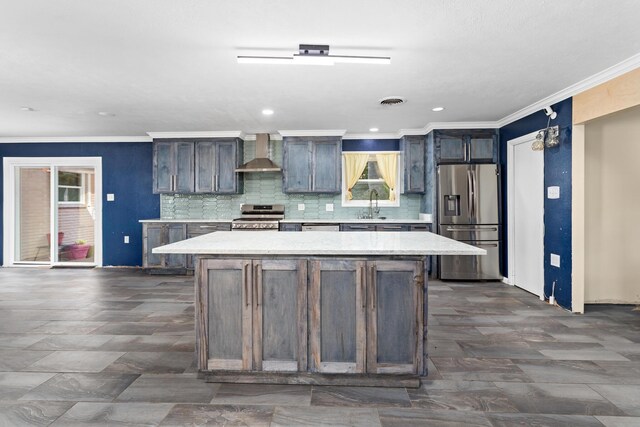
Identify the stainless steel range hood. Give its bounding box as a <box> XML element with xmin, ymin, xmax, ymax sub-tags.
<box><xmin>235</xmin><ymin>133</ymin><xmax>282</xmax><ymax>173</ymax></box>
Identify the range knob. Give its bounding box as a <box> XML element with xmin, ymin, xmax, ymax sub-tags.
<box><xmin>260</xmin><ymin>223</ymin><xmax>268</xmax><ymax>229</ymax></box>
<box><xmin>252</xmin><ymin>223</ymin><xmax>259</xmax><ymax>228</ymax></box>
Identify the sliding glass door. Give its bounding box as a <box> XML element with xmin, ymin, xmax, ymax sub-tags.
<box><xmin>3</xmin><ymin>158</ymin><xmax>102</xmax><ymax>267</ymax></box>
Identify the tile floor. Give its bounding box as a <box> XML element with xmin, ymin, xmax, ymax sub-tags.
<box><xmin>0</xmin><ymin>268</ymin><xmax>638</xmax><ymax>426</ymax></box>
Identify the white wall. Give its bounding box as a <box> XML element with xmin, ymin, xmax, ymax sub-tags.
<box><xmin>585</xmin><ymin>105</ymin><xmax>640</xmax><ymax>303</ymax></box>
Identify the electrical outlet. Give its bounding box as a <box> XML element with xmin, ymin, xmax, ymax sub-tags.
<box><xmin>106</xmin><ymin>193</ymin><xmax>115</xmax><ymax>201</ymax></box>
<box><xmin>550</xmin><ymin>253</ymin><xmax>560</xmax><ymax>267</ymax></box>
<box><xmin>124</xmin><ymin>236</ymin><xmax>130</xmax><ymax>244</ymax></box>
<box><xmin>326</xmin><ymin>203</ymin><xmax>334</xmax><ymax>212</ymax></box>
<box><xmin>298</xmin><ymin>203</ymin><xmax>305</xmax><ymax>211</ymax></box>
<box><xmin>547</xmin><ymin>186</ymin><xmax>560</xmax><ymax>199</ymax></box>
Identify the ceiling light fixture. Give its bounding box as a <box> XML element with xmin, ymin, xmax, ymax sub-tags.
<box><xmin>237</xmin><ymin>44</ymin><xmax>391</xmax><ymax>66</ymax></box>
<box><xmin>369</xmin><ymin>127</ymin><xmax>379</xmax><ymax>132</ymax></box>
<box><xmin>20</xmin><ymin>106</ymin><xmax>35</xmax><ymax>111</ymax></box>
<box><xmin>97</xmin><ymin>111</ymin><xmax>115</xmax><ymax>117</ymax></box>
<box><xmin>262</xmin><ymin>109</ymin><xmax>274</xmax><ymax>116</ymax></box>
<box><xmin>432</xmin><ymin>107</ymin><xmax>445</xmax><ymax>112</ymax></box>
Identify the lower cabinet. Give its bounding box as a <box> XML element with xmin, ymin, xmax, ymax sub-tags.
<box><xmin>198</xmin><ymin>257</ymin><xmax>424</xmax><ymax>378</ymax></box>
<box><xmin>143</xmin><ymin>223</ymin><xmax>187</xmax><ymax>270</ymax></box>
<box><xmin>200</xmin><ymin>258</ymin><xmax>307</xmax><ymax>372</ymax></box>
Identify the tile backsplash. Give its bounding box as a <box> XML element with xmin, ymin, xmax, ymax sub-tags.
<box><xmin>161</xmin><ymin>139</ymin><xmax>423</xmax><ymax>220</ymax></box>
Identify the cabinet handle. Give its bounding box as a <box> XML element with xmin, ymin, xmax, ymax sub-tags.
<box><xmin>381</xmin><ymin>226</ymin><xmax>403</xmax><ymax>230</ymax></box>
<box><xmin>360</xmin><ymin>266</ymin><xmax>366</xmax><ymax>309</ymax></box>
<box><xmin>171</xmin><ymin>175</ymin><xmax>176</xmax><ymax>191</ymax></box>
<box><xmin>214</xmin><ymin>175</ymin><xmax>218</xmax><ymax>191</ymax></box>
<box><xmin>308</xmin><ymin>175</ymin><xmax>312</xmax><ymax>190</ymax></box>
<box><xmin>445</xmin><ymin>227</ymin><xmax>498</xmax><ymax>232</ymax></box>
<box><xmin>369</xmin><ymin>265</ymin><xmax>376</xmax><ymax>309</ymax></box>
<box><xmin>254</xmin><ymin>264</ymin><xmax>261</xmax><ymax>307</ymax></box>
<box><xmin>244</xmin><ymin>263</ymin><xmax>250</xmax><ymax>307</ymax></box>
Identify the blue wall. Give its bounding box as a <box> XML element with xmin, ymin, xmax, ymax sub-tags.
<box><xmin>499</xmin><ymin>98</ymin><xmax>573</xmax><ymax>309</ymax></box>
<box><xmin>0</xmin><ymin>142</ymin><xmax>159</xmax><ymax>266</ymax></box>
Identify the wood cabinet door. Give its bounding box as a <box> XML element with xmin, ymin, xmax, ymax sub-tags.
<box><xmin>200</xmin><ymin>259</ymin><xmax>253</xmax><ymax>371</ymax></box>
<box><xmin>309</xmin><ymin>259</ymin><xmax>366</xmax><ymax>373</ymax></box>
<box><xmin>195</xmin><ymin>141</ymin><xmax>215</xmax><ymax>193</ymax></box>
<box><xmin>312</xmin><ymin>140</ymin><xmax>341</xmax><ymax>193</ymax></box>
<box><xmin>143</xmin><ymin>224</ymin><xmax>165</xmax><ymax>267</ymax></box>
<box><xmin>153</xmin><ymin>142</ymin><xmax>175</xmax><ymax>193</ymax></box>
<box><xmin>283</xmin><ymin>141</ymin><xmax>312</xmax><ymax>192</ymax></box>
<box><xmin>404</xmin><ymin>137</ymin><xmax>425</xmax><ymax>193</ymax></box>
<box><xmin>468</xmin><ymin>137</ymin><xmax>496</xmax><ymax>163</ymax></box>
<box><xmin>252</xmin><ymin>260</ymin><xmax>307</xmax><ymax>372</ymax></box>
<box><xmin>174</xmin><ymin>142</ymin><xmax>195</xmax><ymax>193</ymax></box>
<box><xmin>438</xmin><ymin>136</ymin><xmax>466</xmax><ymax>163</ymax></box>
<box><xmin>215</xmin><ymin>141</ymin><xmax>239</xmax><ymax>193</ymax></box>
<box><xmin>165</xmin><ymin>224</ymin><xmax>187</xmax><ymax>268</ymax></box>
<box><xmin>367</xmin><ymin>260</ymin><xmax>423</xmax><ymax>374</ymax></box>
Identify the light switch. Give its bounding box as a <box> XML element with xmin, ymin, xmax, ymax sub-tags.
<box><xmin>298</xmin><ymin>203</ymin><xmax>305</xmax><ymax>211</ymax></box>
<box><xmin>547</xmin><ymin>186</ymin><xmax>560</xmax><ymax>199</ymax></box>
<box><xmin>106</xmin><ymin>193</ymin><xmax>115</xmax><ymax>201</ymax></box>
<box><xmin>326</xmin><ymin>203</ymin><xmax>334</xmax><ymax>212</ymax></box>
<box><xmin>550</xmin><ymin>253</ymin><xmax>561</xmax><ymax>267</ymax></box>
<box><xmin>124</xmin><ymin>236</ymin><xmax>129</xmax><ymax>244</ymax></box>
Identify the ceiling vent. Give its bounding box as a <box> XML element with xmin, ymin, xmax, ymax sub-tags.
<box><xmin>379</xmin><ymin>97</ymin><xmax>406</xmax><ymax>106</ymax></box>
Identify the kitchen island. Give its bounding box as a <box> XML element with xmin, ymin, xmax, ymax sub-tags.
<box><xmin>154</xmin><ymin>231</ymin><xmax>484</xmax><ymax>387</ymax></box>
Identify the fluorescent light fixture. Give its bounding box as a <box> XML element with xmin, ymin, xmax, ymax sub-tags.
<box><xmin>237</xmin><ymin>44</ymin><xmax>390</xmax><ymax>66</ymax></box>
<box><xmin>262</xmin><ymin>109</ymin><xmax>274</xmax><ymax>115</ymax></box>
<box><xmin>369</xmin><ymin>127</ymin><xmax>379</xmax><ymax>132</ymax></box>
<box><xmin>432</xmin><ymin>107</ymin><xmax>445</xmax><ymax>112</ymax></box>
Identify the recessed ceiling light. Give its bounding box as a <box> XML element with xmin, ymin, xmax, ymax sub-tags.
<box><xmin>97</xmin><ymin>111</ymin><xmax>115</xmax><ymax>117</ymax></box>
<box><xmin>20</xmin><ymin>106</ymin><xmax>35</xmax><ymax>112</ymax></box>
<box><xmin>432</xmin><ymin>107</ymin><xmax>445</xmax><ymax>112</ymax></box>
<box><xmin>369</xmin><ymin>127</ymin><xmax>379</xmax><ymax>132</ymax></box>
<box><xmin>262</xmin><ymin>109</ymin><xmax>274</xmax><ymax>116</ymax></box>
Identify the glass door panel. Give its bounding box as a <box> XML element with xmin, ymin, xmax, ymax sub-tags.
<box><xmin>15</xmin><ymin>167</ymin><xmax>52</xmax><ymax>263</ymax></box>
<box><xmin>56</xmin><ymin>167</ymin><xmax>96</xmax><ymax>264</ymax></box>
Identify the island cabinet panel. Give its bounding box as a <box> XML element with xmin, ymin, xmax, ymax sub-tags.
<box><xmin>309</xmin><ymin>260</ymin><xmax>366</xmax><ymax>374</ymax></box>
<box><xmin>367</xmin><ymin>261</ymin><xmax>423</xmax><ymax>375</ymax></box>
<box><xmin>202</xmin><ymin>259</ymin><xmax>253</xmax><ymax>371</ymax></box>
<box><xmin>253</xmin><ymin>260</ymin><xmax>307</xmax><ymax>372</ymax></box>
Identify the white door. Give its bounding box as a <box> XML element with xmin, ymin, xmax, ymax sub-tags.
<box><xmin>3</xmin><ymin>157</ymin><xmax>103</xmax><ymax>267</ymax></box>
<box><xmin>508</xmin><ymin>133</ymin><xmax>544</xmax><ymax>297</ymax></box>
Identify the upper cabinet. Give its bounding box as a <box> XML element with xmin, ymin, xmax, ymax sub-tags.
<box><xmin>283</xmin><ymin>137</ymin><xmax>341</xmax><ymax>193</ymax></box>
<box><xmin>195</xmin><ymin>139</ymin><xmax>244</xmax><ymax>194</ymax></box>
<box><xmin>435</xmin><ymin>130</ymin><xmax>498</xmax><ymax>164</ymax></box>
<box><xmin>153</xmin><ymin>138</ymin><xmax>243</xmax><ymax>194</ymax></box>
<box><xmin>401</xmin><ymin>136</ymin><xmax>425</xmax><ymax>194</ymax></box>
<box><xmin>153</xmin><ymin>141</ymin><xmax>195</xmax><ymax>193</ymax></box>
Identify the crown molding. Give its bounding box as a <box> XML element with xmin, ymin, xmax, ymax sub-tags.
<box><xmin>146</xmin><ymin>131</ymin><xmax>245</xmax><ymax>139</ymax></box>
<box><xmin>0</xmin><ymin>136</ymin><xmax>152</xmax><ymax>143</ymax></box>
<box><xmin>243</xmin><ymin>133</ymin><xmax>283</xmax><ymax>141</ymax></box>
<box><xmin>496</xmin><ymin>52</ymin><xmax>640</xmax><ymax>127</ymax></box>
<box><xmin>342</xmin><ymin>133</ymin><xmax>400</xmax><ymax>140</ymax></box>
<box><xmin>278</xmin><ymin>129</ymin><xmax>347</xmax><ymax>137</ymax></box>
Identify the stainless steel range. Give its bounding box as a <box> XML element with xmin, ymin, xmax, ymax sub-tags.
<box><xmin>231</xmin><ymin>204</ymin><xmax>284</xmax><ymax>231</ymax></box>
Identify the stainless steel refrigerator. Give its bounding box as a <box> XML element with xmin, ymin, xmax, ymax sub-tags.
<box><xmin>438</xmin><ymin>164</ymin><xmax>502</xmax><ymax>280</ymax></box>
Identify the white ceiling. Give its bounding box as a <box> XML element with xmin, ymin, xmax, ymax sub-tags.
<box><xmin>2</xmin><ymin>0</ymin><xmax>640</xmax><ymax>138</ymax></box>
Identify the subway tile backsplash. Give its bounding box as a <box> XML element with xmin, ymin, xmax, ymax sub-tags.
<box><xmin>161</xmin><ymin>139</ymin><xmax>423</xmax><ymax>220</ymax></box>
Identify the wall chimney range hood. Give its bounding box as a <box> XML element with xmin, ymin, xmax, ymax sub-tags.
<box><xmin>235</xmin><ymin>133</ymin><xmax>282</xmax><ymax>173</ymax></box>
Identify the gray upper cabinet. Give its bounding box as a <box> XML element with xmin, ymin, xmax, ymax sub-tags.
<box><xmin>435</xmin><ymin>131</ymin><xmax>498</xmax><ymax>164</ymax></box>
<box><xmin>283</xmin><ymin>137</ymin><xmax>341</xmax><ymax>193</ymax></box>
<box><xmin>153</xmin><ymin>141</ymin><xmax>195</xmax><ymax>193</ymax></box>
<box><xmin>154</xmin><ymin>138</ymin><xmax>243</xmax><ymax>194</ymax></box>
<box><xmin>401</xmin><ymin>136</ymin><xmax>425</xmax><ymax>193</ymax></box>
<box><xmin>195</xmin><ymin>139</ymin><xmax>243</xmax><ymax>194</ymax></box>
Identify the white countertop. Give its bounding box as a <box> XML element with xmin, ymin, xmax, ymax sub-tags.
<box><xmin>140</xmin><ymin>218</ymin><xmax>431</xmax><ymax>224</ymax></box>
<box><xmin>280</xmin><ymin>219</ymin><xmax>432</xmax><ymax>224</ymax></box>
<box><xmin>153</xmin><ymin>231</ymin><xmax>485</xmax><ymax>256</ymax></box>
<box><xmin>139</xmin><ymin>219</ymin><xmax>232</xmax><ymax>223</ymax></box>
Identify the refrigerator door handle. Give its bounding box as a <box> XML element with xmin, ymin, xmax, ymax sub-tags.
<box><xmin>467</xmin><ymin>169</ymin><xmax>474</xmax><ymax>219</ymax></box>
<box><xmin>471</xmin><ymin>168</ymin><xmax>478</xmax><ymax>220</ymax></box>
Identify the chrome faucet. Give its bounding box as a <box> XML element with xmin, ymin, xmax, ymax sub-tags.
<box><xmin>368</xmin><ymin>189</ymin><xmax>380</xmax><ymax>219</ymax></box>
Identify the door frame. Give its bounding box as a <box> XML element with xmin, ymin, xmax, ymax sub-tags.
<box><xmin>506</xmin><ymin>131</ymin><xmax>544</xmax><ymax>298</ymax></box>
<box><xmin>3</xmin><ymin>157</ymin><xmax>103</xmax><ymax>267</ymax></box>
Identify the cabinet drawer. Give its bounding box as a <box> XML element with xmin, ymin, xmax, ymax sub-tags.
<box><xmin>340</xmin><ymin>224</ymin><xmax>376</xmax><ymax>232</ymax></box>
<box><xmin>187</xmin><ymin>223</ymin><xmax>231</xmax><ymax>235</ymax></box>
<box><xmin>376</xmin><ymin>224</ymin><xmax>410</xmax><ymax>232</ymax></box>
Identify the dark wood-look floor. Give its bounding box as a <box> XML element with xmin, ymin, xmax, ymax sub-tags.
<box><xmin>0</xmin><ymin>268</ymin><xmax>638</xmax><ymax>426</ymax></box>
